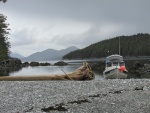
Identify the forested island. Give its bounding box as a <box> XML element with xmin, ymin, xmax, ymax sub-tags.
<box><xmin>63</xmin><ymin>33</ymin><xmax>150</xmax><ymax>59</ymax></box>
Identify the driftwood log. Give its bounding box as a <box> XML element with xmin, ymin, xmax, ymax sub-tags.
<box><xmin>0</xmin><ymin>62</ymin><xmax>95</xmax><ymax>81</ymax></box>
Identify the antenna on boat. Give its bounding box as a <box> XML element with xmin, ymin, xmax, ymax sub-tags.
<box><xmin>119</xmin><ymin>37</ymin><xmax>120</xmax><ymax>55</ymax></box>
<box><xmin>108</xmin><ymin>50</ymin><xmax>109</xmax><ymax>56</ymax></box>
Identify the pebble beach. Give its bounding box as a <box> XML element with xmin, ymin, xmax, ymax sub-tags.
<box><xmin>0</xmin><ymin>79</ymin><xmax>150</xmax><ymax>113</ymax></box>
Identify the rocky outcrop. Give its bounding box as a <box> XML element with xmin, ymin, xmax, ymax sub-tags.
<box><xmin>129</xmin><ymin>61</ymin><xmax>150</xmax><ymax>77</ymax></box>
<box><xmin>0</xmin><ymin>58</ymin><xmax>22</xmax><ymax>76</ymax></box>
<box><xmin>90</xmin><ymin>61</ymin><xmax>105</xmax><ymax>72</ymax></box>
<box><xmin>0</xmin><ymin>58</ymin><xmax>22</xmax><ymax>68</ymax></box>
<box><xmin>54</xmin><ymin>61</ymin><xmax>68</xmax><ymax>66</ymax></box>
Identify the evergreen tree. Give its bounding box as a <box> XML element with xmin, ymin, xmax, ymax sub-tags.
<box><xmin>0</xmin><ymin>0</ymin><xmax>7</xmax><ymax>3</ymax></box>
<box><xmin>0</xmin><ymin>14</ymin><xmax>10</xmax><ymax>61</ymax></box>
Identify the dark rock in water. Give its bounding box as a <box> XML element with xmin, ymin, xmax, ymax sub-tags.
<box><xmin>90</xmin><ymin>61</ymin><xmax>105</xmax><ymax>72</ymax></box>
<box><xmin>22</xmin><ymin>62</ymin><xmax>30</xmax><ymax>67</ymax></box>
<box><xmin>24</xmin><ymin>62</ymin><xmax>51</xmax><ymax>66</ymax></box>
<box><xmin>0</xmin><ymin>67</ymin><xmax>22</xmax><ymax>76</ymax></box>
<box><xmin>23</xmin><ymin>62</ymin><xmax>51</xmax><ymax>66</ymax></box>
<box><xmin>39</xmin><ymin>62</ymin><xmax>51</xmax><ymax>66</ymax></box>
<box><xmin>54</xmin><ymin>61</ymin><xmax>68</xmax><ymax>66</ymax></box>
<box><xmin>30</xmin><ymin>62</ymin><xmax>40</xmax><ymax>66</ymax></box>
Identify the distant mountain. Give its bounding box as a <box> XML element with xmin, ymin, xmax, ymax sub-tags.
<box><xmin>21</xmin><ymin>46</ymin><xmax>78</xmax><ymax>61</ymax></box>
<box><xmin>10</xmin><ymin>52</ymin><xmax>24</xmax><ymax>58</ymax></box>
<box><xmin>63</xmin><ymin>33</ymin><xmax>150</xmax><ymax>59</ymax></box>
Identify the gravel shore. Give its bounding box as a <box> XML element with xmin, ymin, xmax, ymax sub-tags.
<box><xmin>0</xmin><ymin>79</ymin><xmax>150</xmax><ymax>113</ymax></box>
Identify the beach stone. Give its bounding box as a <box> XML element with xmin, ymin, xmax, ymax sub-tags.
<box><xmin>0</xmin><ymin>79</ymin><xmax>150</xmax><ymax>112</ymax></box>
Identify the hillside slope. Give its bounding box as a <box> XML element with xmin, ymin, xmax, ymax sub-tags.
<box><xmin>10</xmin><ymin>52</ymin><xmax>24</xmax><ymax>58</ymax></box>
<box><xmin>63</xmin><ymin>33</ymin><xmax>150</xmax><ymax>59</ymax></box>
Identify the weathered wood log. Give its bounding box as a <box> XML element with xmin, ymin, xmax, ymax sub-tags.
<box><xmin>0</xmin><ymin>62</ymin><xmax>95</xmax><ymax>81</ymax></box>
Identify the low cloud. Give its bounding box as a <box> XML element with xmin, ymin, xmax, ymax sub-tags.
<box><xmin>10</xmin><ymin>28</ymin><xmax>37</xmax><ymax>47</ymax></box>
<box><xmin>1</xmin><ymin>0</ymin><xmax>150</xmax><ymax>56</ymax></box>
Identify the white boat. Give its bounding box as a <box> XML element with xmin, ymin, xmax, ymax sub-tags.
<box><xmin>103</xmin><ymin>54</ymin><xmax>128</xmax><ymax>79</ymax></box>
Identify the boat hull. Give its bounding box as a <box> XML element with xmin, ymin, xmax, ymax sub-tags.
<box><xmin>103</xmin><ymin>68</ymin><xmax>127</xmax><ymax>79</ymax></box>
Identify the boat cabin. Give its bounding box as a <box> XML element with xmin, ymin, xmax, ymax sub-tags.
<box><xmin>105</xmin><ymin>55</ymin><xmax>125</xmax><ymax>69</ymax></box>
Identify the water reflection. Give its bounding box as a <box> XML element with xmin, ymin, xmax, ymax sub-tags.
<box><xmin>0</xmin><ymin>67</ymin><xmax>22</xmax><ymax>76</ymax></box>
<box><xmin>10</xmin><ymin>65</ymin><xmax>81</xmax><ymax>76</ymax></box>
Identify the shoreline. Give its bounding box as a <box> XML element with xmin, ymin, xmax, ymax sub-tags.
<box><xmin>0</xmin><ymin>79</ymin><xmax>150</xmax><ymax>112</ymax></box>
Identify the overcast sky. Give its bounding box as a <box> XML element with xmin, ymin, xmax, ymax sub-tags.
<box><xmin>0</xmin><ymin>0</ymin><xmax>150</xmax><ymax>56</ymax></box>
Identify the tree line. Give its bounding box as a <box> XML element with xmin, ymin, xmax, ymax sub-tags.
<box><xmin>63</xmin><ymin>33</ymin><xmax>150</xmax><ymax>59</ymax></box>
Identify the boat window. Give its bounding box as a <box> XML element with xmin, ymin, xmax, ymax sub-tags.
<box><xmin>120</xmin><ymin>62</ymin><xmax>125</xmax><ymax>66</ymax></box>
<box><xmin>107</xmin><ymin>62</ymin><xmax>111</xmax><ymax>67</ymax></box>
<box><xmin>113</xmin><ymin>62</ymin><xmax>118</xmax><ymax>66</ymax></box>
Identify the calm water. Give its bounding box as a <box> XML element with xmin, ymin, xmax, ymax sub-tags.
<box><xmin>9</xmin><ymin>60</ymin><xmax>104</xmax><ymax>80</ymax></box>
<box><xmin>1</xmin><ymin>59</ymin><xmax>150</xmax><ymax>80</ymax></box>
